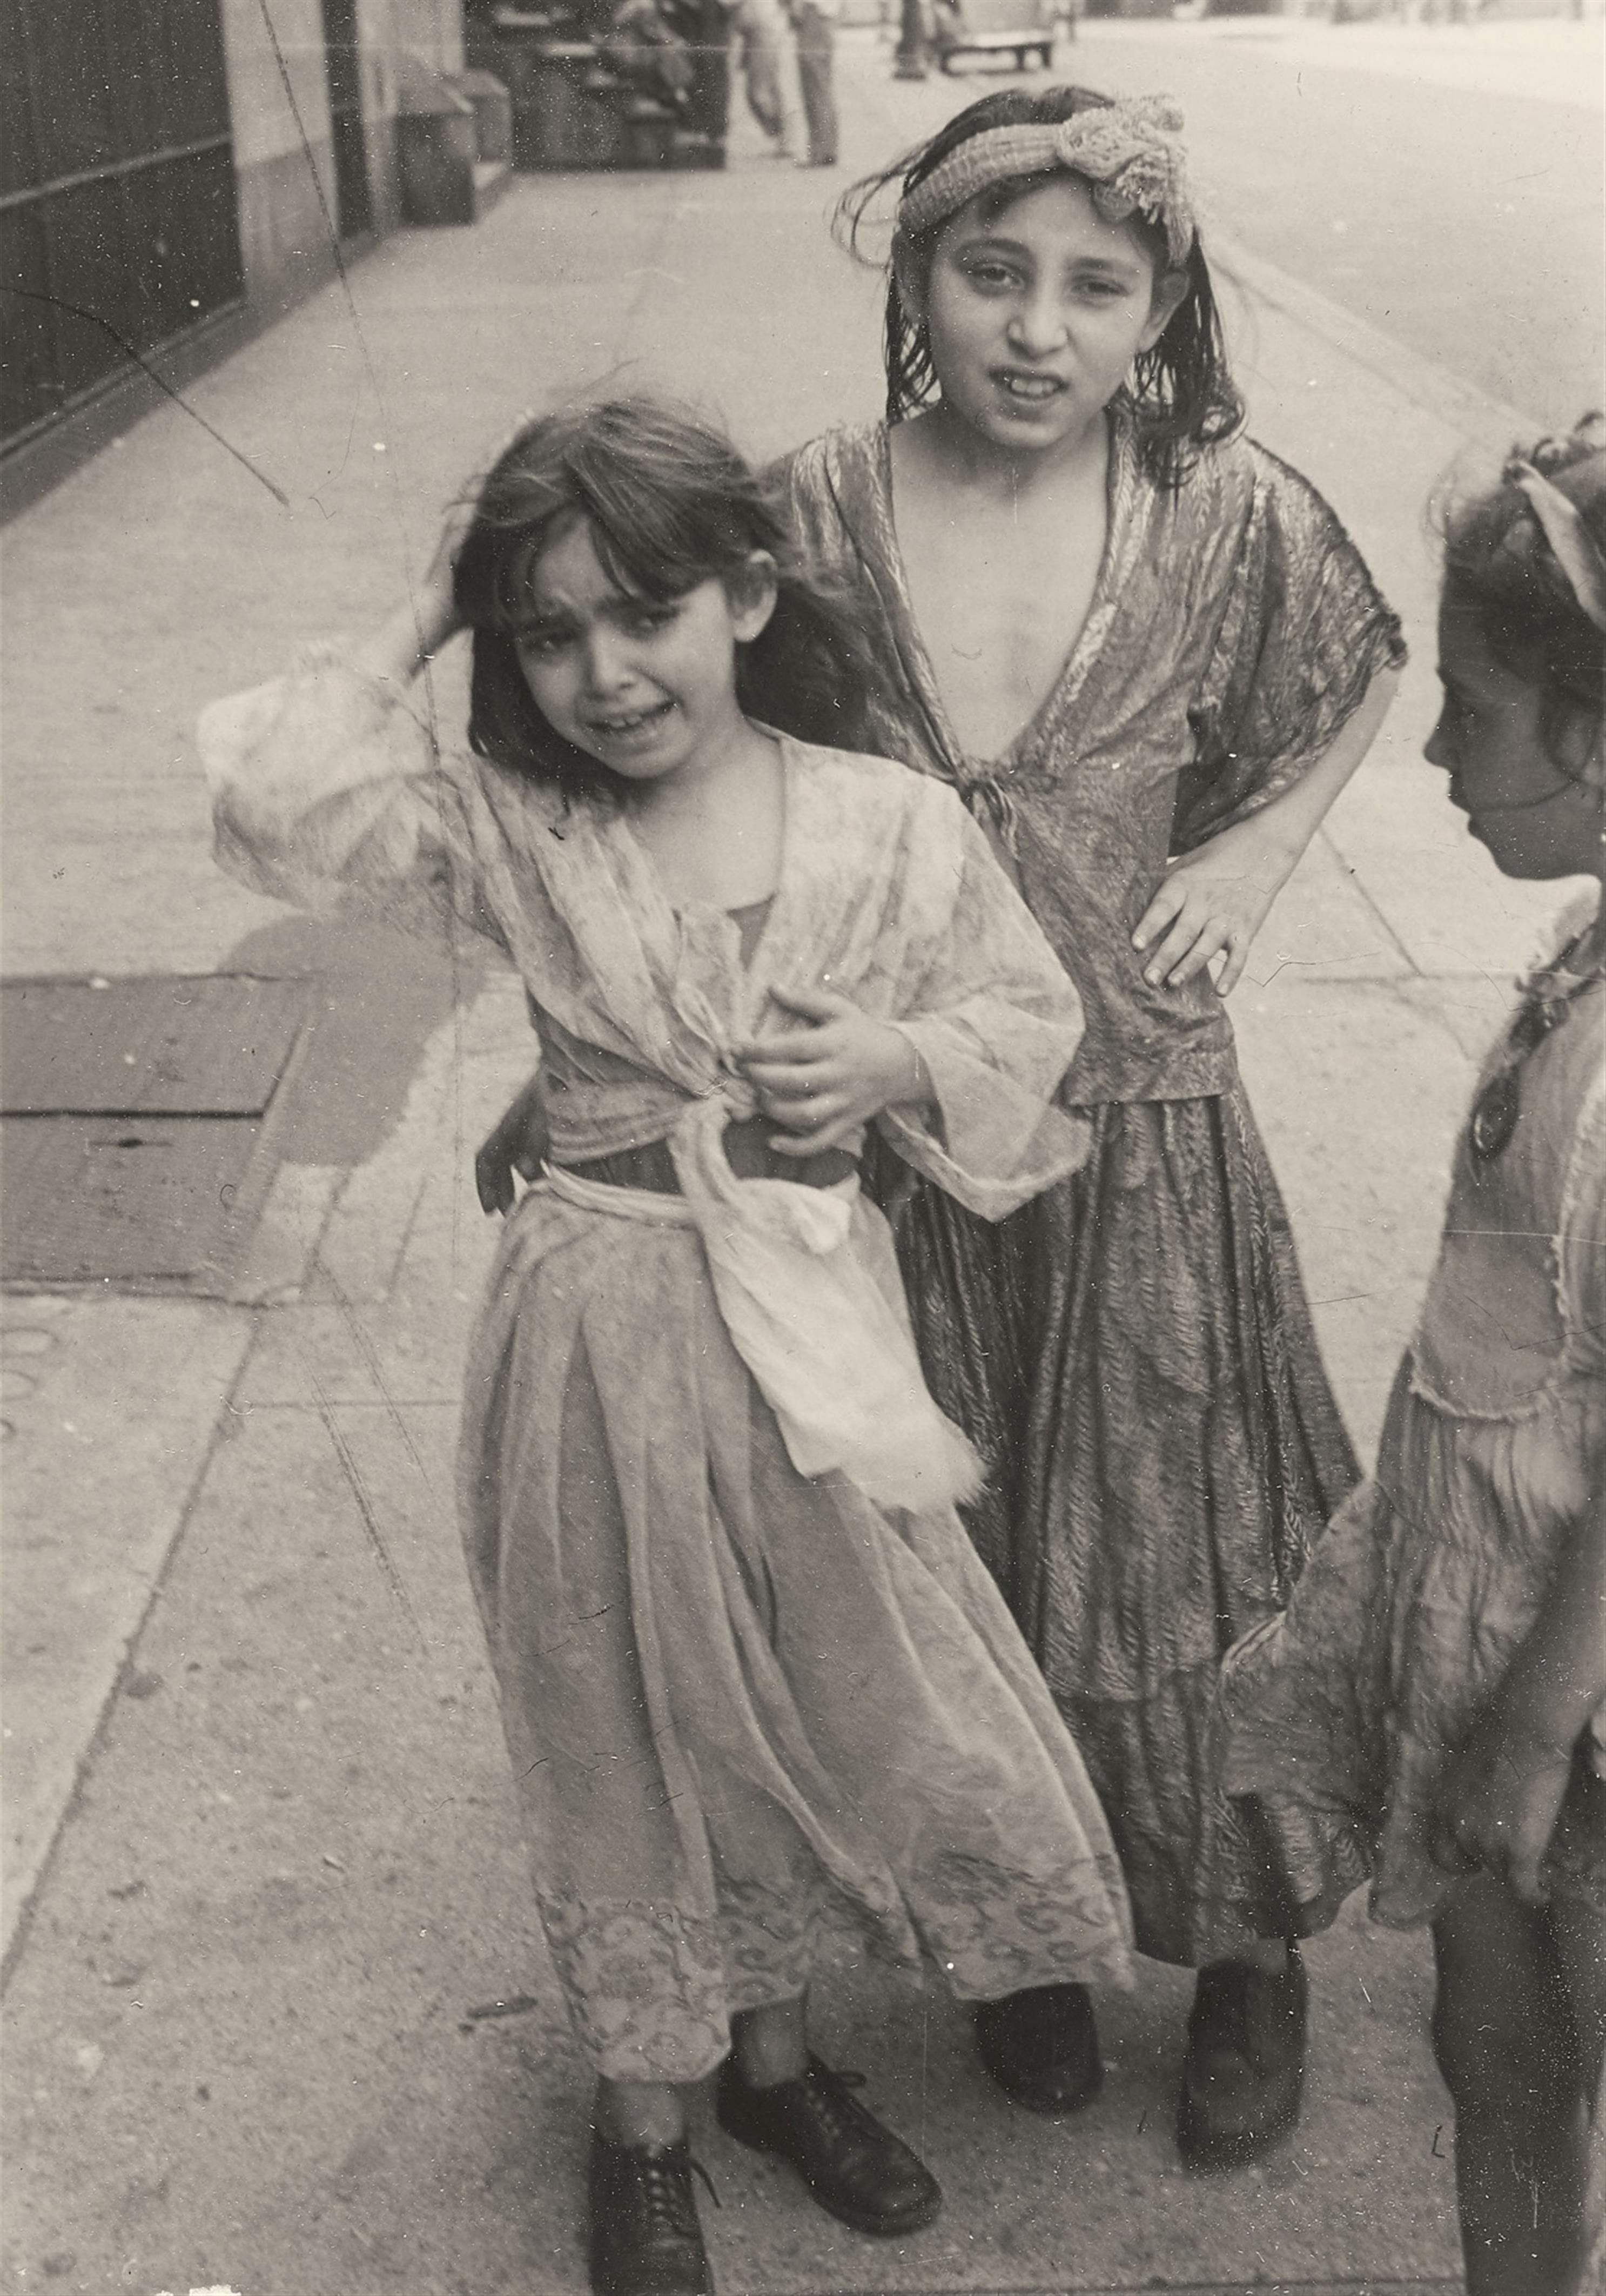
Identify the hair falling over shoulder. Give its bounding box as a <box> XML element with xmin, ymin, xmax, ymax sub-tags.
<box><xmin>835</xmin><ymin>85</ymin><xmax>1243</xmax><ymax>489</ymax></box>
<box><xmin>454</xmin><ymin>395</ymin><xmax>881</xmax><ymax>799</ymax></box>
<box><xmin>1439</xmin><ymin>413</ymin><xmax>1606</xmax><ymax>777</ymax></box>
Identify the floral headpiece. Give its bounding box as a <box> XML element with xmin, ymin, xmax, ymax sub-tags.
<box><xmin>1510</xmin><ymin>456</ymin><xmax>1606</xmax><ymax>635</ymax></box>
<box><xmin>896</xmin><ymin>93</ymin><xmax>1197</xmax><ymax>269</ymax></box>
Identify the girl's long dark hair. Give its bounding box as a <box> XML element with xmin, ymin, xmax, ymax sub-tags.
<box><xmin>1437</xmin><ymin>416</ymin><xmax>1606</xmax><ymax>777</ymax></box>
<box><xmin>836</xmin><ymin>85</ymin><xmax>1242</xmax><ymax>489</ymax></box>
<box><xmin>454</xmin><ymin>395</ymin><xmax>877</xmax><ymax>800</ymax></box>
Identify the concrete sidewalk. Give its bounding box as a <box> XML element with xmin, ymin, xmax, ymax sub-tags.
<box><xmin>1</xmin><ymin>39</ymin><xmax>1588</xmax><ymax>2294</ymax></box>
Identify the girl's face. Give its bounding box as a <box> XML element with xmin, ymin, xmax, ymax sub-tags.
<box><xmin>914</xmin><ymin>175</ymin><xmax>1187</xmax><ymax>460</ymax></box>
<box><xmin>1424</xmin><ymin>599</ymin><xmax>1604</xmax><ymax>880</ymax></box>
<box><xmin>513</xmin><ymin>517</ymin><xmax>775</xmax><ymax>786</ymax></box>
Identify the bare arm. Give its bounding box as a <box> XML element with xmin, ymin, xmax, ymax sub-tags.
<box><xmin>1133</xmin><ymin>666</ymin><xmax>1400</xmax><ymax>997</ymax></box>
<box><xmin>353</xmin><ymin>505</ymin><xmax>468</xmax><ymax>688</ymax></box>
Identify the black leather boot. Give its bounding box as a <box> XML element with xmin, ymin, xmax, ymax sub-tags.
<box><xmin>974</xmin><ymin>1982</ymin><xmax>1104</xmax><ymax>2114</ymax></box>
<box><xmin>588</xmin><ymin>2128</ymin><xmax>714</xmax><ymax>2295</ymax></box>
<box><xmin>715</xmin><ymin>2052</ymin><xmax>941</xmax><ymax>2237</ymax></box>
<box><xmin>1176</xmin><ymin>1945</ymin><xmax>1308</xmax><ymax>2171</ymax></box>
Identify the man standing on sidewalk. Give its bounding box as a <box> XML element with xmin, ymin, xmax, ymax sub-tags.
<box><xmin>788</xmin><ymin>0</ymin><xmax>838</xmax><ymax>165</ymax></box>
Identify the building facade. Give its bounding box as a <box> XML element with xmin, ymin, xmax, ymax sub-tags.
<box><xmin>2</xmin><ymin>0</ymin><xmax>464</xmax><ymax>510</ymax></box>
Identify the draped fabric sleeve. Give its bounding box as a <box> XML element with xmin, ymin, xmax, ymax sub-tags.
<box><xmin>1172</xmin><ymin>445</ymin><xmax>1406</xmax><ymax>856</ymax></box>
<box><xmin>771</xmin><ymin>437</ymin><xmax>841</xmax><ymax>576</ymax></box>
<box><xmin>198</xmin><ymin>642</ymin><xmax>512</xmax><ymax>956</ymax></box>
<box><xmin>1560</xmin><ymin>1055</ymin><xmax>1606</xmax><ymax>1373</ymax></box>
<box><xmin>877</xmin><ymin>788</ymin><xmax>1091</xmax><ymax>1221</ymax></box>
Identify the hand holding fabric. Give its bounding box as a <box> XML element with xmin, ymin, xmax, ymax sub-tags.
<box><xmin>736</xmin><ymin>985</ymin><xmax>930</xmax><ymax>1154</ymax></box>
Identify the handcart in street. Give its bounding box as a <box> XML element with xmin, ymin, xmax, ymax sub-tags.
<box><xmin>930</xmin><ymin>0</ymin><xmax>1059</xmax><ymax>71</ymax></box>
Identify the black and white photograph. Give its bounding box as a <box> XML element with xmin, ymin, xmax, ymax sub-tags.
<box><xmin>2</xmin><ymin>0</ymin><xmax>1603</xmax><ymax>2288</ymax></box>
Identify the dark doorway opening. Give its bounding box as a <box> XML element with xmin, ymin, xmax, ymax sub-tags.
<box><xmin>319</xmin><ymin>0</ymin><xmax>373</xmax><ymax>239</ymax></box>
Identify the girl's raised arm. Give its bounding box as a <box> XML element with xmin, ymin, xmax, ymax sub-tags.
<box><xmin>1134</xmin><ymin>664</ymin><xmax>1400</xmax><ymax>996</ymax></box>
<box><xmin>1141</xmin><ymin>450</ymin><xmax>1407</xmax><ymax>996</ymax></box>
<box><xmin>352</xmin><ymin>496</ymin><xmax>472</xmax><ymax>690</ymax></box>
<box><xmin>198</xmin><ymin>499</ymin><xmax>506</xmax><ymax>954</ymax></box>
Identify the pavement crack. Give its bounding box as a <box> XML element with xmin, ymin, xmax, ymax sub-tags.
<box><xmin>325</xmin><ymin>1271</ymin><xmax>439</xmax><ymax>1502</ymax></box>
<box><xmin>310</xmin><ymin>1372</ymin><xmax>428</xmax><ymax>1655</ymax></box>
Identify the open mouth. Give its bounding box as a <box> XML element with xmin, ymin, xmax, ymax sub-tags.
<box><xmin>992</xmin><ymin>370</ymin><xmax>1067</xmax><ymax>404</ymax></box>
<box><xmin>584</xmin><ymin>700</ymin><xmax>675</xmax><ymax>740</ymax></box>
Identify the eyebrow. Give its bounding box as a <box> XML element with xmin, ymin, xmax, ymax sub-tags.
<box><xmin>510</xmin><ymin>604</ymin><xmax>575</xmax><ymax>636</ymax></box>
<box><xmin>953</xmin><ymin>232</ymin><xmax>1142</xmax><ymax>276</ymax></box>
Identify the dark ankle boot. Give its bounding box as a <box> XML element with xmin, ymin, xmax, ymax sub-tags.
<box><xmin>715</xmin><ymin>2052</ymin><xmax>941</xmax><ymax>2237</ymax></box>
<box><xmin>974</xmin><ymin>1982</ymin><xmax>1104</xmax><ymax>2114</ymax></box>
<box><xmin>1176</xmin><ymin>1945</ymin><xmax>1308</xmax><ymax>2171</ymax></box>
<box><xmin>588</xmin><ymin>2128</ymin><xmax>714</xmax><ymax>2295</ymax></box>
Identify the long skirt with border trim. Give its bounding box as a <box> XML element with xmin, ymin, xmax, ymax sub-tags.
<box><xmin>458</xmin><ymin>1180</ymin><xmax>1135</xmax><ymax>2084</ymax></box>
<box><xmin>868</xmin><ymin>1078</ymin><xmax>1360</xmax><ymax>1966</ymax></box>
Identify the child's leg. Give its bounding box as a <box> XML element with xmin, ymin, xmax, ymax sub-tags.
<box><xmin>1433</xmin><ymin>1871</ymin><xmax>1593</xmax><ymax>2295</ymax></box>
<box><xmin>1550</xmin><ymin>1888</ymin><xmax>1606</xmax><ymax>2278</ymax></box>
<box><xmin>594</xmin><ymin>1997</ymin><xmax>809</xmax><ymax>2137</ymax></box>
<box><xmin>732</xmin><ymin>1993</ymin><xmax>809</xmax><ymax>2086</ymax></box>
<box><xmin>594</xmin><ymin>2078</ymin><xmax>688</xmax><ymax>2147</ymax></box>
<box><xmin>718</xmin><ymin>1992</ymin><xmax>942</xmax><ymax>2236</ymax></box>
<box><xmin>590</xmin><ymin>2079</ymin><xmax>711</xmax><ymax>2295</ymax></box>
<box><xmin>1549</xmin><ymin>1888</ymin><xmax>1606</xmax><ymax>2113</ymax></box>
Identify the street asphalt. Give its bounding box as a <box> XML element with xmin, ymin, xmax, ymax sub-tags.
<box><xmin>3</xmin><ymin>19</ymin><xmax>1601</xmax><ymax>2292</ymax></box>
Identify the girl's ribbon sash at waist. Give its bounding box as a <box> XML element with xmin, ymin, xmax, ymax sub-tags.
<box><xmin>542</xmin><ymin>1160</ymin><xmax>697</xmax><ymax>1228</ymax></box>
<box><xmin>540</xmin><ymin>1095</ymin><xmax>982</xmax><ymax>1515</ymax></box>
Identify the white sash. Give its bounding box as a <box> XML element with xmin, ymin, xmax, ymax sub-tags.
<box><xmin>542</xmin><ymin>1094</ymin><xmax>983</xmax><ymax>1514</ymax></box>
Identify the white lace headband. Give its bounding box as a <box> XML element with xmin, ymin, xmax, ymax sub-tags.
<box><xmin>1513</xmin><ymin>462</ymin><xmax>1606</xmax><ymax>635</ymax></box>
<box><xmin>896</xmin><ymin>94</ymin><xmax>1197</xmax><ymax>268</ymax></box>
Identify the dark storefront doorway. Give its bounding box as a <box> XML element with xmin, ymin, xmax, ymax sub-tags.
<box><xmin>319</xmin><ymin>0</ymin><xmax>373</xmax><ymax>239</ymax></box>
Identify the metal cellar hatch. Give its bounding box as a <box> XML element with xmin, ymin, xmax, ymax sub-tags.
<box><xmin>1</xmin><ymin>975</ymin><xmax>311</xmax><ymax>1291</ymax></box>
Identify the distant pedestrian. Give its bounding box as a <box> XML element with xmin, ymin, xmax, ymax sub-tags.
<box><xmin>782</xmin><ymin>85</ymin><xmax>1403</xmax><ymax>2164</ymax></box>
<box><xmin>893</xmin><ymin>0</ymin><xmax>930</xmax><ymax>78</ymax></box>
<box><xmin>661</xmin><ymin>0</ymin><xmax>734</xmax><ymax>160</ymax></box>
<box><xmin>787</xmin><ymin>0</ymin><xmax>839</xmax><ymax>164</ymax></box>
<box><xmin>733</xmin><ymin>0</ymin><xmax>803</xmax><ymax>154</ymax></box>
<box><xmin>199</xmin><ymin>395</ymin><xmax>1135</xmax><ymax>2296</ymax></box>
<box><xmin>1221</xmin><ymin>417</ymin><xmax>1606</xmax><ymax>2296</ymax></box>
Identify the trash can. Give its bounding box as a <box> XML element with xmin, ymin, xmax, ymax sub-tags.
<box><xmin>397</xmin><ymin>81</ymin><xmax>481</xmax><ymax>224</ymax></box>
<box><xmin>452</xmin><ymin>66</ymin><xmax>515</xmax><ymax>165</ymax></box>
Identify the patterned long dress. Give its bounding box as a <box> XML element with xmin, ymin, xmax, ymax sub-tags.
<box><xmin>200</xmin><ymin>649</ymin><xmax>1135</xmax><ymax>2085</ymax></box>
<box><xmin>781</xmin><ymin>412</ymin><xmax>1407</xmax><ymax>1963</ymax></box>
<box><xmin>1219</xmin><ymin>914</ymin><xmax>1605</xmax><ymax>2261</ymax></box>
<box><xmin>1220</xmin><ymin>919</ymin><xmax>1606</xmax><ymax>1930</ymax></box>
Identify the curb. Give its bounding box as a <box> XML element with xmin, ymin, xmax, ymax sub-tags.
<box><xmin>1213</xmin><ymin>227</ymin><xmax>1540</xmax><ymax>456</ymax></box>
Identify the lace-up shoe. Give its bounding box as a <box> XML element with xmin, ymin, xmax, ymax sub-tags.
<box><xmin>588</xmin><ymin>2129</ymin><xmax>715</xmax><ymax>2295</ymax></box>
<box><xmin>1176</xmin><ymin>1945</ymin><xmax>1308</xmax><ymax>2171</ymax></box>
<box><xmin>973</xmin><ymin>1982</ymin><xmax>1104</xmax><ymax>2114</ymax></box>
<box><xmin>715</xmin><ymin>2052</ymin><xmax>942</xmax><ymax>2236</ymax></box>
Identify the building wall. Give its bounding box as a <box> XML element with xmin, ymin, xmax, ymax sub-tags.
<box><xmin>1</xmin><ymin>0</ymin><xmax>466</xmax><ymax>513</ymax></box>
<box><xmin>218</xmin><ymin>0</ymin><xmax>464</xmax><ymax>318</ymax></box>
